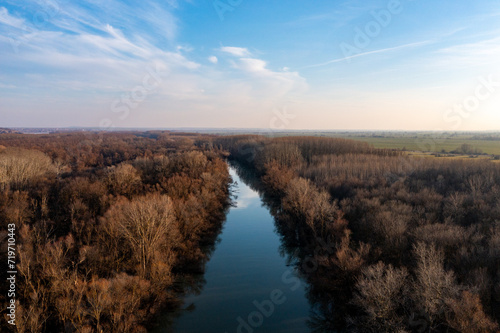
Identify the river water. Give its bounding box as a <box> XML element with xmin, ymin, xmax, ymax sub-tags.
<box><xmin>154</xmin><ymin>167</ymin><xmax>311</xmax><ymax>332</ymax></box>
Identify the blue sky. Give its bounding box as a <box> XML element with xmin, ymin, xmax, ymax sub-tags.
<box><xmin>0</xmin><ymin>0</ymin><xmax>499</xmax><ymax>130</ymax></box>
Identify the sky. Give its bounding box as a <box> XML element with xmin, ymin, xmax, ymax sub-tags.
<box><xmin>0</xmin><ymin>0</ymin><xmax>499</xmax><ymax>130</ymax></box>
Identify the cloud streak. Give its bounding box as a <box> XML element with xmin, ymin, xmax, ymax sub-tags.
<box><xmin>304</xmin><ymin>41</ymin><xmax>432</xmax><ymax>69</ymax></box>
<box><xmin>0</xmin><ymin>7</ymin><xmax>24</xmax><ymax>29</ymax></box>
<box><xmin>0</xmin><ymin>2</ymin><xmax>308</xmax><ymax>129</ymax></box>
<box><xmin>434</xmin><ymin>36</ymin><xmax>500</xmax><ymax>67</ymax></box>
<box><xmin>3</xmin><ymin>1</ymin><xmax>496</xmax><ymax>130</ymax></box>
<box><xmin>220</xmin><ymin>46</ymin><xmax>252</xmax><ymax>57</ymax></box>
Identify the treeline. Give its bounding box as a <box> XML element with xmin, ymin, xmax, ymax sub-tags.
<box><xmin>216</xmin><ymin>135</ymin><xmax>500</xmax><ymax>332</ymax></box>
<box><xmin>0</xmin><ymin>132</ymin><xmax>231</xmax><ymax>332</ymax></box>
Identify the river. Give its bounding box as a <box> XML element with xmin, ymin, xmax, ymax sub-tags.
<box><xmin>153</xmin><ymin>166</ymin><xmax>312</xmax><ymax>332</ymax></box>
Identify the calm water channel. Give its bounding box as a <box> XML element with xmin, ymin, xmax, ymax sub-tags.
<box><xmin>153</xmin><ymin>166</ymin><xmax>312</xmax><ymax>332</ymax></box>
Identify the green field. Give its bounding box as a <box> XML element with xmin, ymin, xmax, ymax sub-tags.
<box><xmin>343</xmin><ymin>136</ymin><xmax>500</xmax><ymax>155</ymax></box>
<box><xmin>281</xmin><ymin>132</ymin><xmax>500</xmax><ymax>156</ymax></box>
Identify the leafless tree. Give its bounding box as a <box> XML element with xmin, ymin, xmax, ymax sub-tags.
<box><xmin>102</xmin><ymin>194</ymin><xmax>180</xmax><ymax>278</ymax></box>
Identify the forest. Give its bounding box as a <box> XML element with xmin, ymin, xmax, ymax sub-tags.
<box><xmin>1</xmin><ymin>131</ymin><xmax>500</xmax><ymax>332</ymax></box>
<box><xmin>0</xmin><ymin>132</ymin><xmax>232</xmax><ymax>332</ymax></box>
<box><xmin>215</xmin><ymin>135</ymin><xmax>500</xmax><ymax>332</ymax></box>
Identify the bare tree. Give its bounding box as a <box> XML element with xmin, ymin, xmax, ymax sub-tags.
<box><xmin>102</xmin><ymin>194</ymin><xmax>180</xmax><ymax>278</ymax></box>
<box><xmin>0</xmin><ymin>148</ymin><xmax>57</xmax><ymax>189</ymax></box>
<box><xmin>413</xmin><ymin>242</ymin><xmax>459</xmax><ymax>327</ymax></box>
<box><xmin>105</xmin><ymin>163</ymin><xmax>141</xmax><ymax>197</ymax></box>
<box><xmin>352</xmin><ymin>261</ymin><xmax>409</xmax><ymax>331</ymax></box>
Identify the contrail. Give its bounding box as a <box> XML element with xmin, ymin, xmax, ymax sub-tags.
<box><xmin>304</xmin><ymin>40</ymin><xmax>431</xmax><ymax>69</ymax></box>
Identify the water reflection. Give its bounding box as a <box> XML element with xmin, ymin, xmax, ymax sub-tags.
<box><xmin>232</xmin><ymin>181</ymin><xmax>260</xmax><ymax>210</ymax></box>
<box><xmin>154</xmin><ymin>162</ymin><xmax>350</xmax><ymax>332</ymax></box>
<box><xmin>231</xmin><ymin>163</ymin><xmax>344</xmax><ymax>332</ymax></box>
<box><xmin>153</xmin><ymin>164</ymin><xmax>311</xmax><ymax>332</ymax></box>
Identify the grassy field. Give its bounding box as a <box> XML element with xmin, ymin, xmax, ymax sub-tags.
<box><xmin>282</xmin><ymin>132</ymin><xmax>500</xmax><ymax>156</ymax></box>
<box><xmin>343</xmin><ymin>136</ymin><xmax>500</xmax><ymax>155</ymax></box>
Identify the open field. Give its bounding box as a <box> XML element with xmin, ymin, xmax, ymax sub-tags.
<box><xmin>344</xmin><ymin>136</ymin><xmax>500</xmax><ymax>155</ymax></box>
<box><xmin>261</xmin><ymin>132</ymin><xmax>500</xmax><ymax>156</ymax></box>
<box><xmin>272</xmin><ymin>132</ymin><xmax>500</xmax><ymax>156</ymax></box>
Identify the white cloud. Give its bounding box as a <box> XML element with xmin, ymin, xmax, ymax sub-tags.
<box><xmin>0</xmin><ymin>3</ymin><xmax>307</xmax><ymax>129</ymax></box>
<box><xmin>177</xmin><ymin>45</ymin><xmax>194</xmax><ymax>52</ymax></box>
<box><xmin>214</xmin><ymin>44</ymin><xmax>308</xmax><ymax>99</ymax></box>
<box><xmin>34</xmin><ymin>0</ymin><xmax>178</xmax><ymax>42</ymax></box>
<box><xmin>0</xmin><ymin>19</ymin><xmax>200</xmax><ymax>98</ymax></box>
<box><xmin>0</xmin><ymin>7</ymin><xmax>25</xmax><ymax>29</ymax></box>
<box><xmin>435</xmin><ymin>36</ymin><xmax>500</xmax><ymax>67</ymax></box>
<box><xmin>220</xmin><ymin>46</ymin><xmax>251</xmax><ymax>57</ymax></box>
<box><xmin>236</xmin><ymin>58</ymin><xmax>267</xmax><ymax>74</ymax></box>
<box><xmin>236</xmin><ymin>57</ymin><xmax>303</xmax><ymax>82</ymax></box>
<box><xmin>228</xmin><ymin>57</ymin><xmax>308</xmax><ymax>98</ymax></box>
<box><xmin>208</xmin><ymin>56</ymin><xmax>218</xmax><ymax>64</ymax></box>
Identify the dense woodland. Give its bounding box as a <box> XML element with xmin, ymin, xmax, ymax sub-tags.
<box><xmin>1</xmin><ymin>132</ymin><xmax>500</xmax><ymax>332</ymax></box>
<box><xmin>216</xmin><ymin>135</ymin><xmax>500</xmax><ymax>332</ymax></box>
<box><xmin>0</xmin><ymin>132</ymin><xmax>232</xmax><ymax>332</ymax></box>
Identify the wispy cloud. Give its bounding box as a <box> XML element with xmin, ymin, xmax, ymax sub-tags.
<box><xmin>286</xmin><ymin>0</ymin><xmax>382</xmax><ymax>29</ymax></box>
<box><xmin>217</xmin><ymin>46</ymin><xmax>308</xmax><ymax>97</ymax></box>
<box><xmin>304</xmin><ymin>41</ymin><xmax>432</xmax><ymax>68</ymax></box>
<box><xmin>236</xmin><ymin>58</ymin><xmax>306</xmax><ymax>93</ymax></box>
<box><xmin>434</xmin><ymin>36</ymin><xmax>500</xmax><ymax>67</ymax></box>
<box><xmin>220</xmin><ymin>46</ymin><xmax>251</xmax><ymax>57</ymax></box>
<box><xmin>0</xmin><ymin>7</ymin><xmax>24</xmax><ymax>29</ymax></box>
<box><xmin>0</xmin><ymin>2</ymin><xmax>308</xmax><ymax>128</ymax></box>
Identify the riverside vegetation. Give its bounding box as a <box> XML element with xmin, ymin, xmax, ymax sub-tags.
<box><xmin>1</xmin><ymin>131</ymin><xmax>500</xmax><ymax>332</ymax></box>
<box><xmin>0</xmin><ymin>132</ymin><xmax>231</xmax><ymax>332</ymax></box>
<box><xmin>215</xmin><ymin>135</ymin><xmax>500</xmax><ymax>332</ymax></box>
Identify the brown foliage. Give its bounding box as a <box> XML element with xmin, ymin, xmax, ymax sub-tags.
<box><xmin>256</xmin><ymin>142</ymin><xmax>303</xmax><ymax>170</ymax></box>
<box><xmin>0</xmin><ymin>148</ymin><xmax>57</xmax><ymax>189</ymax></box>
<box><xmin>282</xmin><ymin>177</ymin><xmax>337</xmax><ymax>237</ymax></box>
<box><xmin>218</xmin><ymin>135</ymin><xmax>500</xmax><ymax>331</ymax></box>
<box><xmin>0</xmin><ymin>132</ymin><xmax>232</xmax><ymax>332</ymax></box>
<box><xmin>101</xmin><ymin>194</ymin><xmax>180</xmax><ymax>279</ymax></box>
<box><xmin>413</xmin><ymin>242</ymin><xmax>460</xmax><ymax>324</ymax></box>
<box><xmin>262</xmin><ymin>161</ymin><xmax>295</xmax><ymax>196</ymax></box>
<box><xmin>105</xmin><ymin>163</ymin><xmax>141</xmax><ymax>197</ymax></box>
<box><xmin>332</xmin><ymin>230</ymin><xmax>370</xmax><ymax>275</ymax></box>
<box><xmin>446</xmin><ymin>291</ymin><xmax>499</xmax><ymax>333</ymax></box>
<box><xmin>0</xmin><ymin>190</ymin><xmax>32</xmax><ymax>226</ymax></box>
<box><xmin>352</xmin><ymin>262</ymin><xmax>409</xmax><ymax>331</ymax></box>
